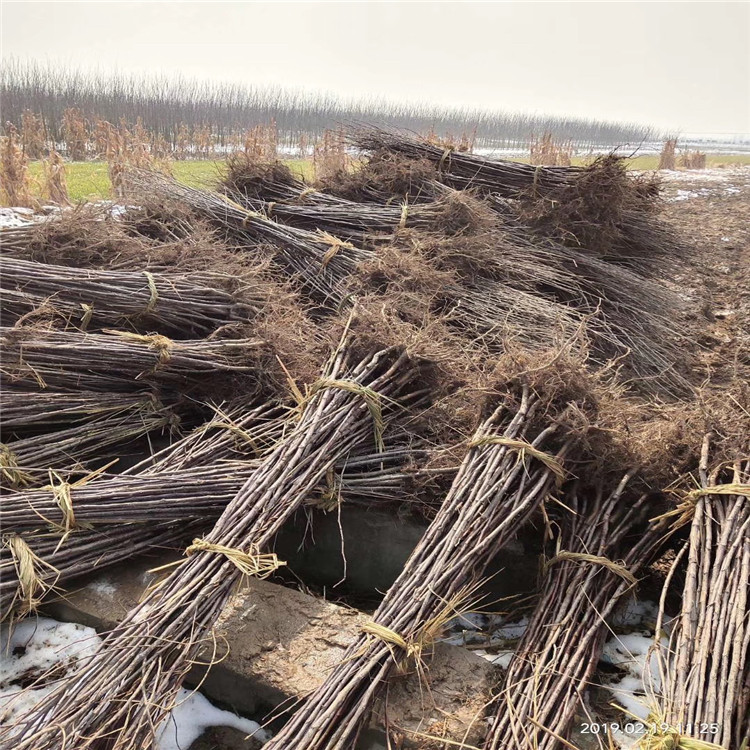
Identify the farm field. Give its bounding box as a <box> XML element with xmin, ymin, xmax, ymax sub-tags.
<box><xmin>20</xmin><ymin>153</ymin><xmax>750</xmax><ymax>202</ymax></box>
<box><xmin>25</xmin><ymin>158</ymin><xmax>314</xmax><ymax>202</ymax></box>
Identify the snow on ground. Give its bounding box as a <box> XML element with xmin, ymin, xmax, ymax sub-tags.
<box><xmin>0</xmin><ymin>207</ymin><xmax>39</xmax><ymax>228</ymax></box>
<box><xmin>444</xmin><ymin>599</ymin><xmax>669</xmax><ymax>750</ymax></box>
<box><xmin>0</xmin><ymin>617</ymin><xmax>269</xmax><ymax>749</ymax></box>
<box><xmin>157</xmin><ymin>688</ymin><xmax>268</xmax><ymax>750</ymax></box>
<box><xmin>598</xmin><ymin>601</ymin><xmax>673</xmax><ymax>750</ymax></box>
<box><xmin>442</xmin><ymin>611</ymin><xmax>529</xmax><ymax>668</ymax></box>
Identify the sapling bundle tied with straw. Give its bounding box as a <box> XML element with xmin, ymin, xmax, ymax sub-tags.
<box><xmin>125</xmin><ymin>168</ymin><xmax>373</xmax><ymax>308</ymax></box>
<box><xmin>0</xmin><ymin>465</ymin><xmax>256</xmax><ymax>534</ymax></box>
<box><xmin>0</xmin><ymin>256</ymin><xmax>265</xmax><ymax>337</ymax></box>
<box><xmin>484</xmin><ymin>473</ymin><xmax>671</xmax><ymax>750</ymax></box>
<box><xmin>1</xmin><ymin>389</ymin><xmax>161</xmax><ymax>438</ymax></box>
<box><xmin>123</xmin><ymin>399</ymin><xmax>289</xmax><ymax>475</ymax></box>
<box><xmin>221</xmin><ymin>159</ymin><xmax>480</xmax><ymax>242</ymax></box>
<box><xmin>350</xmin><ymin>125</ymin><xmax>581</xmax><ymax>199</ymax></box>
<box><xmin>0</xmin><ymin>520</ymin><xmax>208</xmax><ymax>623</ymax></box>
<box><xmin>262</xmin><ymin>368</ymin><xmax>590</xmax><ymax>750</ymax></box>
<box><xmin>646</xmin><ymin>435</ymin><xmax>750</xmax><ymax>750</ymax></box>
<box><xmin>0</xmin><ymin>403</ymin><xmax>175</xmax><ymax>488</ymax></box>
<box><xmin>1</xmin><ymin>327</ymin><xmax>426</xmax><ymax>750</ymax></box>
<box><xmin>0</xmin><ymin>325</ymin><xmax>268</xmax><ymax>396</ymax></box>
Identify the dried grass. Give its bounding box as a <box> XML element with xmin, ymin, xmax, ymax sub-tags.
<box><xmin>529</xmin><ymin>131</ymin><xmax>573</xmax><ymax>167</ymax></box>
<box><xmin>658</xmin><ymin>138</ymin><xmax>677</xmax><ymax>171</ymax></box>
<box><xmin>0</xmin><ymin>123</ymin><xmax>36</xmax><ymax>208</ymax></box>
<box><xmin>41</xmin><ymin>148</ymin><xmax>70</xmax><ymax>206</ymax></box>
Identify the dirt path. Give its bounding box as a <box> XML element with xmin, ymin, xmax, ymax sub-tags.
<box><xmin>660</xmin><ymin>167</ymin><xmax>750</xmax><ymax>385</ymax></box>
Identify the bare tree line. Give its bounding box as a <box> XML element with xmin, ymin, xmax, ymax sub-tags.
<box><xmin>1</xmin><ymin>58</ymin><xmax>658</xmax><ymax>152</ymax></box>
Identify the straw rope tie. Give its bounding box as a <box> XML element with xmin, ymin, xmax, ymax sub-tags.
<box><xmin>638</xmin><ymin>716</ymin><xmax>726</xmax><ymax>750</ymax></box>
<box><xmin>265</xmin><ymin>201</ymin><xmax>276</xmax><ymax>218</ymax></box>
<box><xmin>318</xmin><ymin>231</ymin><xmax>355</xmax><ymax>270</ymax></box>
<box><xmin>468</xmin><ymin>435</ymin><xmax>565</xmax><ymax>485</ymax></box>
<box><xmin>42</xmin><ymin>465</ymin><xmax>110</xmax><ymax>534</ymax></box>
<box><xmin>143</xmin><ymin>271</ymin><xmax>159</xmax><ymax>314</ymax></box>
<box><xmin>438</xmin><ymin>146</ymin><xmax>454</xmax><ymax>174</ymax></box>
<box><xmin>306</xmin><ymin>378</ymin><xmax>385</xmax><ymax>452</ymax></box>
<box><xmin>532</xmin><ymin>165</ymin><xmax>543</xmax><ymax>196</ymax></box>
<box><xmin>80</xmin><ymin>302</ymin><xmax>94</xmax><ymax>330</ymax></box>
<box><xmin>185</xmin><ymin>538</ymin><xmax>285</xmax><ymax>580</ymax></box>
<box><xmin>3</xmin><ymin>534</ymin><xmax>60</xmax><ymax>617</ymax></box>
<box><xmin>685</xmin><ymin>483</ymin><xmax>750</xmax><ymax>501</ymax></box>
<box><xmin>47</xmin><ymin>475</ymin><xmax>77</xmax><ymax>533</ymax></box>
<box><xmin>0</xmin><ymin>443</ymin><xmax>31</xmax><ymax>487</ymax></box>
<box><xmin>399</xmin><ymin>201</ymin><xmax>409</xmax><ymax>229</ymax></box>
<box><xmin>362</xmin><ymin>621</ymin><xmax>431</xmax><ymax>673</ymax></box>
<box><xmin>545</xmin><ymin>550</ymin><xmax>637</xmax><ymax>586</ymax></box>
<box><xmin>107</xmin><ymin>330</ymin><xmax>175</xmax><ymax>364</ymax></box>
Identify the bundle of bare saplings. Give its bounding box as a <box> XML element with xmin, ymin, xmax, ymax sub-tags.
<box><xmin>0</xmin><ymin>126</ymin><xmax>745</xmax><ymax>750</ymax></box>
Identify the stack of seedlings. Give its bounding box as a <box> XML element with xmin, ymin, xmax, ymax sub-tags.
<box><xmin>2</xmin><ymin>328</ymin><xmax>431</xmax><ymax>749</ymax></box>
<box><xmin>262</xmin><ymin>361</ymin><xmax>594</xmax><ymax>749</ymax></box>
<box><xmin>0</xmin><ymin>256</ymin><xmax>267</xmax><ymax>336</ymax></box>
<box><xmin>0</xmin><ymin>204</ymin><xmax>293</xmax><ymax>623</ymax></box>
<box><xmin>218</xmin><ymin>145</ymin><xmax>690</xmax><ymax>397</ymax></box>
<box><xmin>484</xmin><ymin>473</ymin><xmax>670</xmax><ymax>750</ymax></box>
<box><xmin>646</xmin><ymin>435</ymin><xmax>750</xmax><ymax>750</ymax></box>
<box><xmin>124</xmin><ymin>168</ymin><xmax>373</xmax><ymax>308</ymax></box>
<box><xmin>0</xmin><ymin>127</ymin><xmax>736</xmax><ymax>750</ymax></box>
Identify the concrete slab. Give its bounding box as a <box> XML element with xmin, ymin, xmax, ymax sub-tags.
<box><xmin>42</xmin><ymin>550</ymin><xmax>500</xmax><ymax>748</ymax></box>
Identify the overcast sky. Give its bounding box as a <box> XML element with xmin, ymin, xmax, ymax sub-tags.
<box><xmin>2</xmin><ymin>1</ymin><xmax>748</xmax><ymax>135</ymax></box>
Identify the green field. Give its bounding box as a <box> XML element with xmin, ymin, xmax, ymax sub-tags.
<box><xmin>26</xmin><ymin>159</ymin><xmax>314</xmax><ymax>203</ymax></box>
<box><xmin>24</xmin><ymin>153</ymin><xmax>750</xmax><ymax>203</ymax></box>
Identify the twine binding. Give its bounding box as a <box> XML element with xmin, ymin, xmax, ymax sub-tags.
<box><xmin>468</xmin><ymin>435</ymin><xmax>565</xmax><ymax>485</ymax></box>
<box><xmin>685</xmin><ymin>483</ymin><xmax>750</xmax><ymax>501</ymax></box>
<box><xmin>143</xmin><ymin>271</ymin><xmax>159</xmax><ymax>314</ymax></box>
<box><xmin>3</xmin><ymin>534</ymin><xmax>61</xmax><ymax>618</ymax></box>
<box><xmin>545</xmin><ymin>550</ymin><xmax>637</xmax><ymax>587</ymax></box>
<box><xmin>317</xmin><ymin>231</ymin><xmax>355</xmax><ymax>270</ymax></box>
<box><xmin>305</xmin><ymin>378</ymin><xmax>386</xmax><ymax>452</ymax></box>
<box><xmin>0</xmin><ymin>443</ymin><xmax>32</xmax><ymax>487</ymax></box>
<box><xmin>106</xmin><ymin>330</ymin><xmax>174</xmax><ymax>364</ymax></box>
<box><xmin>185</xmin><ymin>538</ymin><xmax>285</xmax><ymax>580</ymax></box>
<box><xmin>362</xmin><ymin>622</ymin><xmax>429</xmax><ymax>673</ymax></box>
<box><xmin>399</xmin><ymin>201</ymin><xmax>409</xmax><ymax>229</ymax></box>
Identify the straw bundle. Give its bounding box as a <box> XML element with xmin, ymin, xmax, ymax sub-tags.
<box><xmin>125</xmin><ymin>169</ymin><xmax>373</xmax><ymax>307</ymax></box>
<box><xmin>225</xmin><ymin>189</ymin><xmax>450</xmax><ymax>242</ymax></box>
<box><xmin>2</xmin><ymin>335</ymin><xmax>424</xmax><ymax>749</ymax></box>
<box><xmin>221</xmin><ymin>157</ymin><xmax>343</xmax><ymax>206</ymax></box>
<box><xmin>484</xmin><ymin>474</ymin><xmax>669</xmax><ymax>750</ymax></box>
<box><xmin>0</xmin><ymin>466</ymin><xmax>255</xmax><ymax>533</ymax></box>
<box><xmin>262</xmin><ymin>381</ymin><xmax>577</xmax><ymax>750</ymax></box>
<box><xmin>0</xmin><ymin>256</ymin><xmax>265</xmax><ymax>336</ymax></box>
<box><xmin>0</xmin><ymin>326</ymin><xmax>267</xmax><ymax>395</ymax></box>
<box><xmin>446</xmin><ymin>277</ymin><xmax>586</xmax><ymax>353</ymax></box>
<box><xmin>0</xmin><ymin>520</ymin><xmax>207</xmax><ymax>623</ymax></box>
<box><xmin>648</xmin><ymin>436</ymin><xmax>750</xmax><ymax>749</ymax></box>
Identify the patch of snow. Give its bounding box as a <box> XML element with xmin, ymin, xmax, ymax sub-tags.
<box><xmin>157</xmin><ymin>688</ymin><xmax>268</xmax><ymax>750</ymax></box>
<box><xmin>489</xmin><ymin>616</ymin><xmax>528</xmax><ymax>641</ymax></box>
<box><xmin>599</xmin><ymin>607</ymin><xmax>671</xmax><ymax>750</ymax></box>
<box><xmin>0</xmin><ymin>207</ymin><xmax>37</xmax><ymax>228</ymax></box>
<box><xmin>87</xmin><ymin>580</ymin><xmax>118</xmax><ymax>597</ymax></box>
<box><xmin>0</xmin><ymin>619</ymin><xmax>99</xmax><ymax>730</ymax></box>
<box><xmin>474</xmin><ymin>649</ymin><xmax>514</xmax><ymax>669</ymax></box>
<box><xmin>0</xmin><ymin>616</ymin><xmax>269</xmax><ymax>747</ymax></box>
